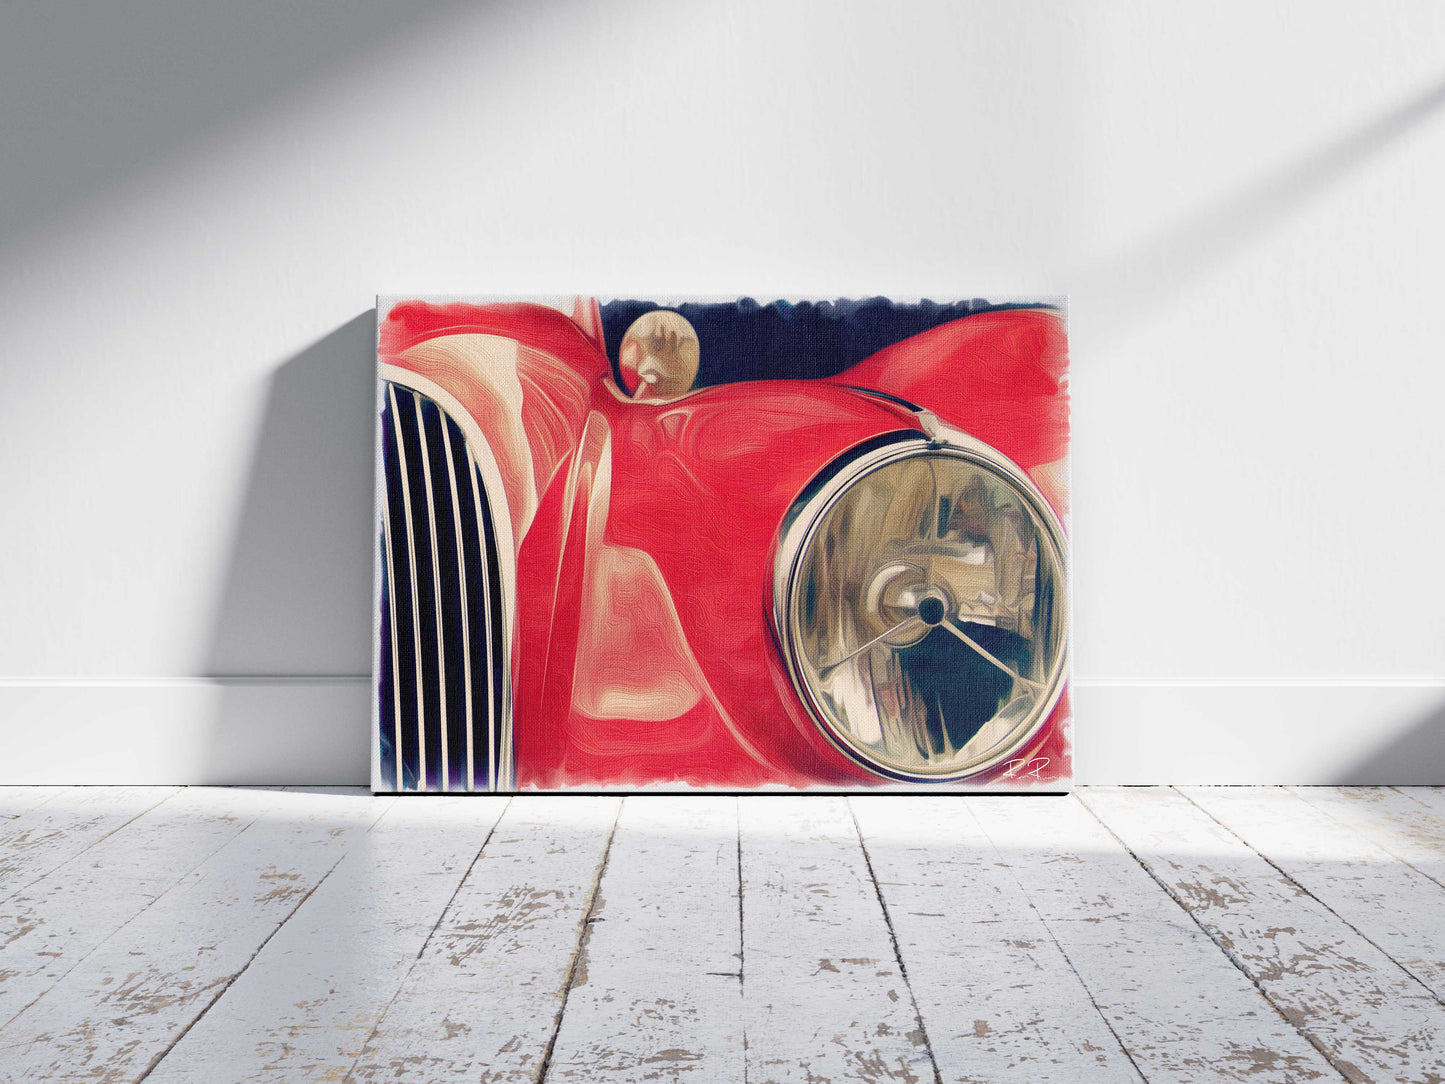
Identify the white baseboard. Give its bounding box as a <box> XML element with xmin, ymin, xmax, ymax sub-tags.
<box><xmin>1072</xmin><ymin>680</ymin><xmax>1445</xmax><ymax>785</ymax></box>
<box><xmin>1</xmin><ymin>679</ymin><xmax>1441</xmax><ymax>785</ymax></box>
<box><xmin>0</xmin><ymin>679</ymin><xmax>371</xmax><ymax>786</ymax></box>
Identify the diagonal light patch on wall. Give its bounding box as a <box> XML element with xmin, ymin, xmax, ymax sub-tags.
<box><xmin>1073</xmin><ymin>75</ymin><xmax>1445</xmax><ymax>346</ymax></box>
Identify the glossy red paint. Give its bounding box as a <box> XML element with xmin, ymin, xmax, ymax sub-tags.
<box><xmin>516</xmin><ymin>381</ymin><xmax>931</xmax><ymax>789</ymax></box>
<box><xmin>828</xmin><ymin>307</ymin><xmax>1069</xmax><ymax>471</ymax></box>
<box><xmin>380</xmin><ymin>298</ymin><xmax>1071</xmax><ymax>789</ymax></box>
<box><xmin>380</xmin><ymin>299</ymin><xmax>610</xmax><ymax>378</ymax></box>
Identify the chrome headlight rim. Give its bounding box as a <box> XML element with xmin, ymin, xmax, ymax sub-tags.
<box><xmin>772</xmin><ymin>428</ymin><xmax>1069</xmax><ymax>784</ymax></box>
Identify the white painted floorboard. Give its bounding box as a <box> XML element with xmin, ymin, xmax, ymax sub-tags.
<box><xmin>1290</xmin><ymin>786</ymin><xmax>1445</xmax><ymax>890</ymax></box>
<box><xmin>345</xmin><ymin>796</ymin><xmax>621</xmax><ymax>1082</ymax></box>
<box><xmin>1084</xmin><ymin>787</ymin><xmax>1445</xmax><ymax>1084</ymax></box>
<box><xmin>852</xmin><ymin>796</ymin><xmax>1143</xmax><ymax>1083</ymax></box>
<box><xmin>145</xmin><ymin>795</ymin><xmax>509</xmax><ymax>1083</ymax></box>
<box><xmin>0</xmin><ymin>787</ymin><xmax>69</xmax><ymax>821</ymax></box>
<box><xmin>971</xmin><ymin>794</ymin><xmax>1340</xmax><ymax>1083</ymax></box>
<box><xmin>0</xmin><ymin>787</ymin><xmax>1439</xmax><ymax>1083</ymax></box>
<box><xmin>0</xmin><ymin>787</ymin><xmax>268</xmax><ymax>1028</ymax></box>
<box><xmin>0</xmin><ymin>787</ymin><xmax>180</xmax><ymax>905</ymax></box>
<box><xmin>0</xmin><ymin>788</ymin><xmax>386</xmax><ymax>1082</ymax></box>
<box><xmin>544</xmin><ymin>796</ymin><xmax>744</xmax><ymax>1083</ymax></box>
<box><xmin>740</xmin><ymin>796</ymin><xmax>934</xmax><ymax>1084</ymax></box>
<box><xmin>1181</xmin><ymin>786</ymin><xmax>1445</xmax><ymax>1003</ymax></box>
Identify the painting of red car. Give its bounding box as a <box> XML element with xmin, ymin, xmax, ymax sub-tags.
<box><xmin>372</xmin><ymin>295</ymin><xmax>1070</xmax><ymax>792</ymax></box>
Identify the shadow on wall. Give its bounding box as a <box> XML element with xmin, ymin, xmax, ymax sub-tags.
<box><xmin>1334</xmin><ymin>697</ymin><xmax>1445</xmax><ymax>786</ymax></box>
<box><xmin>0</xmin><ymin>1</ymin><xmax>465</xmax><ymax>250</ymax></box>
<box><xmin>201</xmin><ymin>313</ymin><xmax>379</xmax><ymax>784</ymax></box>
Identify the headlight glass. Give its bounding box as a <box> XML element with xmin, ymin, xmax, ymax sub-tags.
<box><xmin>778</xmin><ymin>441</ymin><xmax>1067</xmax><ymax>781</ymax></box>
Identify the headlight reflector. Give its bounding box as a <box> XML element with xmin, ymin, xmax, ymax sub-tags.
<box><xmin>775</xmin><ymin>435</ymin><xmax>1067</xmax><ymax>782</ymax></box>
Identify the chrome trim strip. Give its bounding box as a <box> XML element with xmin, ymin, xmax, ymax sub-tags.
<box><xmin>441</xmin><ymin>419</ymin><xmax>475</xmax><ymax>793</ymax></box>
<box><xmin>772</xmin><ymin>428</ymin><xmax>1070</xmax><ymax>784</ymax></box>
<box><xmin>413</xmin><ymin>395</ymin><xmax>449</xmax><ymax>792</ymax></box>
<box><xmin>389</xmin><ymin>385</ymin><xmax>426</xmax><ymax>792</ymax></box>
<box><xmin>467</xmin><ymin>445</ymin><xmax>497</xmax><ymax>792</ymax></box>
<box><xmin>380</xmin><ymin>440</ymin><xmax>403</xmax><ymax>793</ymax></box>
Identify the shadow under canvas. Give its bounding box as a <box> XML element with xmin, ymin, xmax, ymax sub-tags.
<box><xmin>201</xmin><ymin>312</ymin><xmax>379</xmax><ymax>784</ymax></box>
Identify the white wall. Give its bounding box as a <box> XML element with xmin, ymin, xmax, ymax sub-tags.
<box><xmin>3</xmin><ymin>0</ymin><xmax>1442</xmax><ymax>784</ymax></box>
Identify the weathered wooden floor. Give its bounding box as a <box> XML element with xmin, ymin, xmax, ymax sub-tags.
<box><xmin>1</xmin><ymin>787</ymin><xmax>1442</xmax><ymax>1082</ymax></box>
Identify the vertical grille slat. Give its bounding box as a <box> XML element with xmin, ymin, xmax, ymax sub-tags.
<box><xmin>409</xmin><ymin>392</ymin><xmax>433</xmax><ymax>791</ymax></box>
<box><xmin>420</xmin><ymin>399</ymin><xmax>470</xmax><ymax>793</ymax></box>
<box><xmin>377</xmin><ymin>381</ymin><xmax>510</xmax><ymax>793</ymax></box>
<box><xmin>468</xmin><ymin>445</ymin><xmax>502</xmax><ymax>792</ymax></box>
<box><xmin>398</xmin><ymin>389</ymin><xmax>438</xmax><ymax>789</ymax></box>
<box><xmin>413</xmin><ymin>397</ymin><xmax>448</xmax><ymax>790</ymax></box>
<box><xmin>385</xmin><ymin>385</ymin><xmax>424</xmax><ymax>790</ymax></box>
<box><xmin>379</xmin><ymin>464</ymin><xmax>402</xmax><ymax>792</ymax></box>
<box><xmin>470</xmin><ymin>447</ymin><xmax>509</xmax><ymax>791</ymax></box>
<box><xmin>440</xmin><ymin>419</ymin><xmax>475</xmax><ymax>793</ymax></box>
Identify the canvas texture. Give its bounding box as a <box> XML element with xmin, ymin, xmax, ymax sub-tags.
<box><xmin>372</xmin><ymin>296</ymin><xmax>1070</xmax><ymax>792</ymax></box>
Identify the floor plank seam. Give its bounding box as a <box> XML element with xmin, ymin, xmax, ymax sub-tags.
<box><xmin>134</xmin><ymin>848</ymin><xmax>350</xmax><ymax>1083</ymax></box>
<box><xmin>534</xmin><ymin>798</ymin><xmax>623</xmax><ymax>1084</ymax></box>
<box><xmin>1177</xmin><ymin>787</ymin><xmax>1445</xmax><ymax>1011</ymax></box>
<box><xmin>0</xmin><ymin>787</ymin><xmax>65</xmax><ymax>820</ymax></box>
<box><xmin>967</xmin><ymin>797</ymin><xmax>1151</xmax><ymax>1084</ymax></box>
<box><xmin>1022</xmin><ymin>916</ymin><xmax>1147</xmax><ymax>1084</ymax></box>
<box><xmin>1321</xmin><ymin>787</ymin><xmax>1445</xmax><ymax>895</ymax></box>
<box><xmin>0</xmin><ymin>787</ymin><xmax>182</xmax><ymax>908</ymax></box>
<box><xmin>1079</xmin><ymin>791</ymin><xmax>1356</xmax><ymax>1084</ymax></box>
<box><xmin>1389</xmin><ymin>786</ymin><xmax>1439</xmax><ymax>812</ymax></box>
<box><xmin>1286</xmin><ymin>787</ymin><xmax>1445</xmax><ymax>894</ymax></box>
<box><xmin>407</xmin><ymin>796</ymin><xmax>511</xmax><ymax>964</ymax></box>
<box><xmin>338</xmin><ymin>795</ymin><xmax>512</xmax><ymax>1084</ymax></box>
<box><xmin>846</xmin><ymin>798</ymin><xmax>944</xmax><ymax>1084</ymax></box>
<box><xmin>735</xmin><ymin>796</ymin><xmax>748</xmax><ymax>1084</ymax></box>
<box><xmin>0</xmin><ymin>800</ymin><xmax>262</xmax><ymax>1035</ymax></box>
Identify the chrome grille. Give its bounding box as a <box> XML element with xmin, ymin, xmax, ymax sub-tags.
<box><xmin>376</xmin><ymin>382</ymin><xmax>511</xmax><ymax>792</ymax></box>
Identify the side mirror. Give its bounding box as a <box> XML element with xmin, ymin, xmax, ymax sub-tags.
<box><xmin>619</xmin><ymin>310</ymin><xmax>700</xmax><ymax>401</ymax></box>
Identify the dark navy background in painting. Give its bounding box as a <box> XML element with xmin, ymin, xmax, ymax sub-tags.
<box><xmin>599</xmin><ymin>297</ymin><xmax>1055</xmax><ymax>388</ymax></box>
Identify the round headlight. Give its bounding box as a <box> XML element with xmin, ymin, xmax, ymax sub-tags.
<box><xmin>774</xmin><ymin>431</ymin><xmax>1068</xmax><ymax>782</ymax></box>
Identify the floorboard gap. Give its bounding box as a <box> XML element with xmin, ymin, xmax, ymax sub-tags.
<box><xmin>1</xmin><ymin>787</ymin><xmax>182</xmax><ymax>907</ymax></box>
<box><xmin>338</xmin><ymin>795</ymin><xmax>512</xmax><ymax>1084</ymax></box>
<box><xmin>847</xmin><ymin>797</ymin><xmax>944</xmax><ymax>1084</ymax></box>
<box><xmin>135</xmin><ymin>851</ymin><xmax>348</xmax><ymax>1082</ymax></box>
<box><xmin>736</xmin><ymin>796</ymin><xmax>748</xmax><ymax>1084</ymax></box>
<box><xmin>1178</xmin><ymin>787</ymin><xmax>1445</xmax><ymax>1011</ymax></box>
<box><xmin>1081</xmin><ymin>789</ymin><xmax>1356</xmax><ymax>1084</ymax></box>
<box><xmin>534</xmin><ymin>798</ymin><xmax>623</xmax><ymax>1084</ymax></box>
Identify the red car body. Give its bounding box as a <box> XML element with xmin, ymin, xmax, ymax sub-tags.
<box><xmin>377</xmin><ymin>297</ymin><xmax>1069</xmax><ymax>790</ymax></box>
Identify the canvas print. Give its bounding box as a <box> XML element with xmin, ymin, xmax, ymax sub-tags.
<box><xmin>372</xmin><ymin>296</ymin><xmax>1070</xmax><ymax>793</ymax></box>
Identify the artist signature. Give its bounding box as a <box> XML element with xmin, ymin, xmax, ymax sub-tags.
<box><xmin>1002</xmin><ymin>757</ymin><xmax>1050</xmax><ymax>779</ymax></box>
